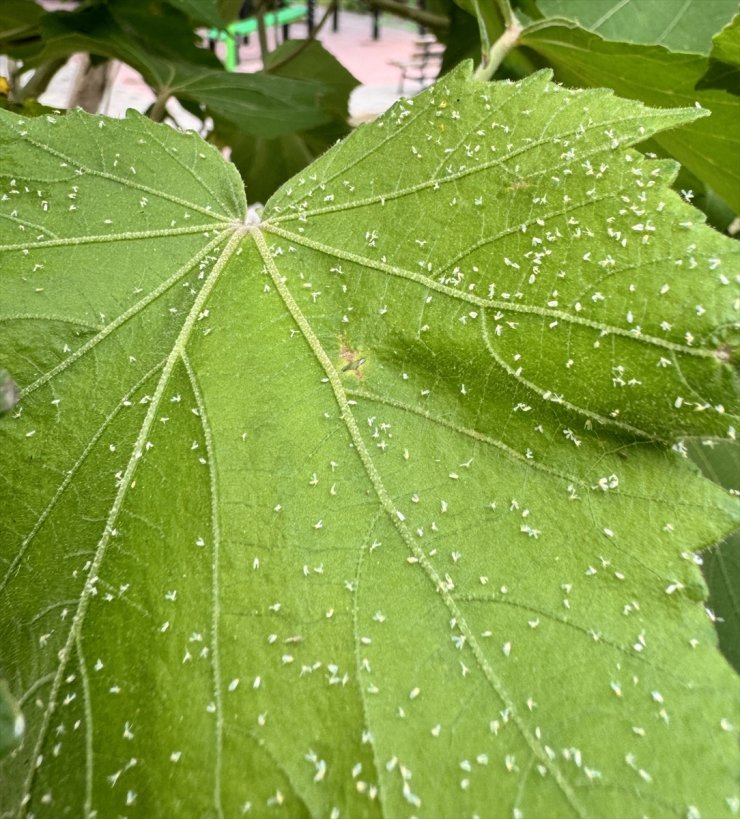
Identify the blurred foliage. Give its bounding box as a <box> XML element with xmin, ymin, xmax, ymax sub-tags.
<box><xmin>687</xmin><ymin>440</ymin><xmax>740</xmax><ymax>673</ymax></box>
<box><xmin>1</xmin><ymin>0</ymin><xmax>736</xmax><ymax>228</ymax></box>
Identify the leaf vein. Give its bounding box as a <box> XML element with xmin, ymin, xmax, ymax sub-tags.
<box><xmin>345</xmin><ymin>386</ymin><xmax>582</xmax><ymax>484</ymax></box>
<box><xmin>0</xmin><ymin>361</ymin><xmax>165</xmax><ymax>596</ymax></box>
<box><xmin>5</xmin><ymin>122</ymin><xmax>234</xmax><ymax>224</ymax></box>
<box><xmin>253</xmin><ymin>225</ymin><xmax>589</xmax><ymax>818</ymax></box>
<box><xmin>181</xmin><ymin>351</ymin><xmax>225</xmax><ymax>819</ymax></box>
<box><xmin>19</xmin><ymin>230</ymin><xmax>230</xmax><ymax>400</ymax></box>
<box><xmin>15</xmin><ymin>226</ymin><xmax>245</xmax><ymax>814</ymax></box>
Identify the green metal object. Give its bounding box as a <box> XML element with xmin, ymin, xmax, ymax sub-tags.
<box><xmin>208</xmin><ymin>4</ymin><xmax>309</xmax><ymax>70</ymax></box>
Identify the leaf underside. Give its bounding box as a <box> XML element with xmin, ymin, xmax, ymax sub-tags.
<box><xmin>0</xmin><ymin>65</ymin><xmax>739</xmax><ymax>819</ymax></box>
<box><xmin>696</xmin><ymin>12</ymin><xmax>740</xmax><ymax>96</ymax></box>
<box><xmin>687</xmin><ymin>438</ymin><xmax>740</xmax><ymax>673</ymax></box>
<box><xmin>534</xmin><ymin>0</ymin><xmax>739</xmax><ymax>54</ymax></box>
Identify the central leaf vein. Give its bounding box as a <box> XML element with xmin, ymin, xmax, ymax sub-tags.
<box><xmin>252</xmin><ymin>225</ymin><xmax>589</xmax><ymax>818</ymax></box>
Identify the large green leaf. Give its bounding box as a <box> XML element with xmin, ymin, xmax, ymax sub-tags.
<box><xmin>520</xmin><ymin>19</ymin><xmax>740</xmax><ymax>213</ymax></box>
<box><xmin>533</xmin><ymin>0</ymin><xmax>739</xmax><ymax>53</ymax></box>
<box><xmin>697</xmin><ymin>11</ymin><xmax>740</xmax><ymax>96</ymax></box>
<box><xmin>1</xmin><ymin>66</ymin><xmax>739</xmax><ymax>818</ymax></box>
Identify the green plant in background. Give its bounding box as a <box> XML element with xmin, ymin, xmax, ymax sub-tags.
<box><xmin>1</xmin><ymin>0</ymin><xmax>738</xmax><ymax>817</ymax></box>
<box><xmin>0</xmin><ymin>0</ymin><xmax>357</xmax><ymax>198</ymax></box>
<box><xmin>1</xmin><ymin>0</ymin><xmax>738</xmax><ymax>219</ymax></box>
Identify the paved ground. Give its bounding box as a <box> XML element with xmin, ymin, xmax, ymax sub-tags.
<box><xmin>35</xmin><ymin>9</ymin><xmax>432</xmax><ymax>122</ymax></box>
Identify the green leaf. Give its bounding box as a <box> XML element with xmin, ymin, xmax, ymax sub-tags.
<box><xmin>144</xmin><ymin>55</ymin><xmax>333</xmax><ymax>137</ymax></box>
<box><xmin>0</xmin><ymin>680</ymin><xmax>24</xmax><ymax>760</ymax></box>
<box><xmin>214</xmin><ymin>39</ymin><xmax>359</xmax><ymax>204</ymax></box>
<box><xmin>0</xmin><ymin>0</ymin><xmax>44</xmax><ymax>61</ymax></box>
<box><xmin>427</xmin><ymin>0</ymin><xmax>487</xmax><ymax>72</ymax></box>
<box><xmin>703</xmin><ymin>533</ymin><xmax>740</xmax><ymax>671</ymax></box>
<box><xmin>0</xmin><ymin>94</ymin><xmax>61</xmax><ymax>119</ymax></box>
<box><xmin>0</xmin><ymin>0</ymin><xmax>42</xmax><ymax>43</ymax></box>
<box><xmin>161</xmin><ymin>0</ymin><xmax>230</xmax><ymax>28</ymax></box>
<box><xmin>531</xmin><ymin>0</ymin><xmax>739</xmax><ymax>53</ymax></box>
<box><xmin>697</xmin><ymin>12</ymin><xmax>740</xmax><ymax>96</ymax></box>
<box><xmin>1</xmin><ymin>66</ymin><xmax>739</xmax><ymax>817</ymax></box>
<box><xmin>9</xmin><ymin>0</ymin><xmax>220</xmax><ymax>69</ymax></box>
<box><xmin>20</xmin><ymin>2</ymin><xmax>333</xmax><ymax>137</ymax></box>
<box><xmin>217</xmin><ymin>0</ymin><xmax>244</xmax><ymax>23</ymax></box>
<box><xmin>686</xmin><ymin>438</ymin><xmax>740</xmax><ymax>673</ymax></box>
<box><xmin>160</xmin><ymin>0</ymin><xmax>251</xmax><ymax>27</ymax></box>
<box><xmin>453</xmin><ymin>0</ymin><xmax>504</xmax><ymax>50</ymax></box>
<box><xmin>520</xmin><ymin>19</ymin><xmax>740</xmax><ymax>213</ymax></box>
<box><xmin>670</xmin><ymin>160</ymin><xmax>737</xmax><ymax>235</ymax></box>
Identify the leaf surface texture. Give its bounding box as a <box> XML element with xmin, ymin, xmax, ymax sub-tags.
<box><xmin>1</xmin><ymin>66</ymin><xmax>739</xmax><ymax>819</ymax></box>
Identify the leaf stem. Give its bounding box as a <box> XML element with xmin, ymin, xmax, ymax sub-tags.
<box><xmin>494</xmin><ymin>0</ymin><xmax>516</xmax><ymax>27</ymax></box>
<box><xmin>149</xmin><ymin>91</ymin><xmax>170</xmax><ymax>122</ymax></box>
<box><xmin>470</xmin><ymin>0</ymin><xmax>491</xmax><ymax>60</ymax></box>
<box><xmin>256</xmin><ymin>5</ymin><xmax>270</xmax><ymax>66</ymax></box>
<box><xmin>473</xmin><ymin>18</ymin><xmax>522</xmax><ymax>81</ymax></box>
<box><xmin>15</xmin><ymin>57</ymin><xmax>67</xmax><ymax>102</ymax></box>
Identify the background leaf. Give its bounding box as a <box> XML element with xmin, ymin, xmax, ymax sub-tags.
<box><xmin>5</xmin><ymin>0</ymin><xmax>219</xmax><ymax>68</ymax></box>
<box><xmin>0</xmin><ymin>0</ymin><xmax>43</xmax><ymax>43</ymax></box>
<box><xmin>453</xmin><ymin>0</ymin><xmax>504</xmax><ymax>50</ymax></box>
<box><xmin>520</xmin><ymin>19</ymin><xmax>740</xmax><ymax>212</ymax></box>
<box><xmin>531</xmin><ymin>0</ymin><xmax>739</xmax><ymax>53</ymax></box>
<box><xmin>0</xmin><ymin>95</ymin><xmax>59</xmax><ymax>117</ymax></box>
<box><xmin>431</xmin><ymin>0</ymin><xmax>488</xmax><ymax>72</ymax></box>
<box><xmin>0</xmin><ymin>66</ymin><xmax>738</xmax><ymax>818</ymax></box>
<box><xmin>162</xmin><ymin>0</ymin><xmax>228</xmax><ymax>28</ymax></box>
<box><xmin>687</xmin><ymin>438</ymin><xmax>740</xmax><ymax>673</ymax></box>
<box><xmin>213</xmin><ymin>39</ymin><xmax>359</xmax><ymax>204</ymax></box>
<box><xmin>670</xmin><ymin>160</ymin><xmax>737</xmax><ymax>234</ymax></box>
<box><xmin>144</xmin><ymin>55</ymin><xmax>334</xmax><ymax>137</ymax></box>
<box><xmin>697</xmin><ymin>11</ymin><xmax>740</xmax><ymax>96</ymax></box>
<box><xmin>13</xmin><ymin>1</ymin><xmax>333</xmax><ymax>137</ymax></box>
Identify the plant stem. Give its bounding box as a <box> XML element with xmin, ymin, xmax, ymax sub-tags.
<box><xmin>256</xmin><ymin>6</ymin><xmax>270</xmax><ymax>66</ymax></box>
<box><xmin>469</xmin><ymin>0</ymin><xmax>491</xmax><ymax>58</ymax></box>
<box><xmin>494</xmin><ymin>0</ymin><xmax>516</xmax><ymax>27</ymax></box>
<box><xmin>473</xmin><ymin>18</ymin><xmax>522</xmax><ymax>81</ymax></box>
<box><xmin>15</xmin><ymin>57</ymin><xmax>67</xmax><ymax>102</ymax></box>
<box><xmin>149</xmin><ymin>91</ymin><xmax>170</xmax><ymax>122</ymax></box>
<box><xmin>68</xmin><ymin>57</ymin><xmax>112</xmax><ymax>113</ymax></box>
